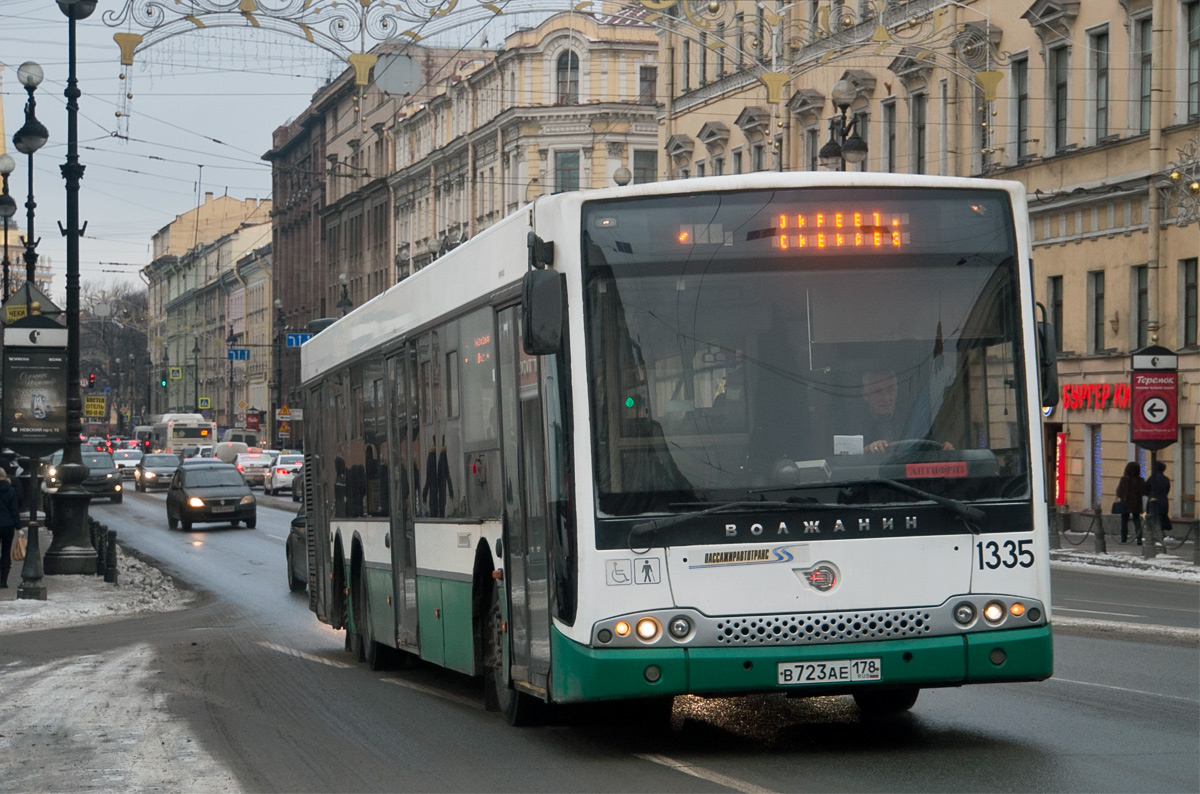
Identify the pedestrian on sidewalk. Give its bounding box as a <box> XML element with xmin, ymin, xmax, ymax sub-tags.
<box><xmin>0</xmin><ymin>469</ymin><xmax>21</xmax><ymax>588</ymax></box>
<box><xmin>1115</xmin><ymin>461</ymin><xmax>1145</xmax><ymax>544</ymax></box>
<box><xmin>1144</xmin><ymin>460</ymin><xmax>1171</xmax><ymax>547</ymax></box>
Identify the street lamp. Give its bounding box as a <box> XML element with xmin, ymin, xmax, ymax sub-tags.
<box><xmin>336</xmin><ymin>272</ymin><xmax>352</xmax><ymax>316</ymax></box>
<box><xmin>226</xmin><ymin>328</ymin><xmax>236</xmax><ymax>432</ymax></box>
<box><xmin>192</xmin><ymin>336</ymin><xmax>201</xmax><ymax>412</ymax></box>
<box><xmin>13</xmin><ymin>62</ymin><xmax>48</xmax><ymax>317</ymax></box>
<box><xmin>274</xmin><ymin>300</ymin><xmax>286</xmax><ymax>447</ymax></box>
<box><xmin>0</xmin><ymin>153</ymin><xmax>16</xmax><ymax>300</ymax></box>
<box><xmin>43</xmin><ymin>0</ymin><xmax>101</xmax><ymax>575</ymax></box>
<box><xmin>818</xmin><ymin>77</ymin><xmax>868</xmax><ymax>171</ymax></box>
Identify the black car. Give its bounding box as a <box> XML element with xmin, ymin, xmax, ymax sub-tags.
<box><xmin>42</xmin><ymin>450</ymin><xmax>123</xmax><ymax>503</ymax></box>
<box><xmin>286</xmin><ymin>502</ymin><xmax>307</xmax><ymax>592</ymax></box>
<box><xmin>134</xmin><ymin>453</ymin><xmax>181</xmax><ymax>491</ymax></box>
<box><xmin>166</xmin><ymin>461</ymin><xmax>256</xmax><ymax>530</ymax></box>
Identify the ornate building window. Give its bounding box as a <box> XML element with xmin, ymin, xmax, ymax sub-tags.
<box><xmin>556</xmin><ymin>51</ymin><xmax>579</xmax><ymax>105</ymax></box>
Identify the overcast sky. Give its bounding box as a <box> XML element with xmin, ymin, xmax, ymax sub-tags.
<box><xmin>0</xmin><ymin>0</ymin><xmax>556</xmax><ymax>303</ymax></box>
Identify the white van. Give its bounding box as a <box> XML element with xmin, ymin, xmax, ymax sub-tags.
<box><xmin>220</xmin><ymin>429</ymin><xmax>259</xmax><ymax>447</ymax></box>
<box><xmin>213</xmin><ymin>441</ymin><xmax>249</xmax><ymax>464</ymax></box>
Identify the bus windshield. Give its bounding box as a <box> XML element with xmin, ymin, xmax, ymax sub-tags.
<box><xmin>583</xmin><ymin>187</ymin><xmax>1030</xmax><ymax>516</ymax></box>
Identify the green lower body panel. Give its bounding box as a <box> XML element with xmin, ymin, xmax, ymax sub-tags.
<box><xmin>550</xmin><ymin>624</ymin><xmax>1053</xmax><ymax>704</ymax></box>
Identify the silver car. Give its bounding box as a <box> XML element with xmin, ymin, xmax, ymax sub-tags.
<box><xmin>234</xmin><ymin>452</ymin><xmax>274</xmax><ymax>488</ymax></box>
<box><xmin>264</xmin><ymin>454</ymin><xmax>303</xmax><ymax>495</ymax></box>
<box><xmin>112</xmin><ymin>449</ymin><xmax>143</xmax><ymax>479</ymax></box>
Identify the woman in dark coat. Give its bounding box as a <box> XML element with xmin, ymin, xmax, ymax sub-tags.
<box><xmin>0</xmin><ymin>469</ymin><xmax>22</xmax><ymax>588</ymax></box>
<box><xmin>1115</xmin><ymin>461</ymin><xmax>1145</xmax><ymax>544</ymax></box>
<box><xmin>1145</xmin><ymin>460</ymin><xmax>1171</xmax><ymax>544</ymax></box>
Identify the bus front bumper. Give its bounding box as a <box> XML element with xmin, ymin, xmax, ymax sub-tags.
<box><xmin>549</xmin><ymin>624</ymin><xmax>1053</xmax><ymax>703</ymax></box>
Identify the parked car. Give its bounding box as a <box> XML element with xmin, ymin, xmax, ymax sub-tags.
<box><xmin>234</xmin><ymin>452</ymin><xmax>274</xmax><ymax>487</ymax></box>
<box><xmin>165</xmin><ymin>461</ymin><xmax>256</xmax><ymax>531</ymax></box>
<box><xmin>111</xmin><ymin>449</ymin><xmax>143</xmax><ymax>478</ymax></box>
<box><xmin>264</xmin><ymin>454</ymin><xmax>303</xmax><ymax>495</ymax></box>
<box><xmin>134</xmin><ymin>453</ymin><xmax>181</xmax><ymax>491</ymax></box>
<box><xmin>41</xmin><ymin>450</ymin><xmax>123</xmax><ymax>503</ymax></box>
<box><xmin>286</xmin><ymin>502</ymin><xmax>307</xmax><ymax>592</ymax></box>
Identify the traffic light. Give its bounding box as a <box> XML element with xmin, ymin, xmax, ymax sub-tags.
<box><xmin>160</xmin><ymin>371</ymin><xmax>168</xmax><ymax>389</ymax></box>
<box><xmin>88</xmin><ymin>372</ymin><xmax>96</xmax><ymax>388</ymax></box>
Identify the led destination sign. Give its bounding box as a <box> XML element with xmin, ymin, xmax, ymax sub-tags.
<box><xmin>679</xmin><ymin>209</ymin><xmax>911</xmax><ymax>252</ymax></box>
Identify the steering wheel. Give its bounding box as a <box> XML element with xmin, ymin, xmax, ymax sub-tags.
<box><xmin>886</xmin><ymin>439</ymin><xmax>945</xmax><ymax>456</ymax></box>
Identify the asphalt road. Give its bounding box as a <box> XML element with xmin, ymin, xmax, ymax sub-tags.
<box><xmin>41</xmin><ymin>490</ymin><xmax>1200</xmax><ymax>792</ymax></box>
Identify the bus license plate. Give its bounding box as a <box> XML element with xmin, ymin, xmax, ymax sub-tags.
<box><xmin>777</xmin><ymin>658</ymin><xmax>882</xmax><ymax>685</ymax></box>
<box><xmin>212</xmin><ymin>505</ymin><xmax>235</xmax><ymax>514</ymax></box>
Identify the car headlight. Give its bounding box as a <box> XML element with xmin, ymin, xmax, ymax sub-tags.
<box><xmin>48</xmin><ymin>466</ymin><xmax>58</xmax><ymax>478</ymax></box>
<box><xmin>240</xmin><ymin>494</ymin><xmax>255</xmax><ymax>505</ymax></box>
<box><xmin>188</xmin><ymin>497</ymin><xmax>205</xmax><ymax>508</ymax></box>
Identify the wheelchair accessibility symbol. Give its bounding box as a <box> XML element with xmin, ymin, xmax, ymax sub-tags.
<box><xmin>606</xmin><ymin>560</ymin><xmax>632</xmax><ymax>586</ymax></box>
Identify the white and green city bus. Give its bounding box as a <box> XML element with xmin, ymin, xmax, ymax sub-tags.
<box><xmin>299</xmin><ymin>172</ymin><xmax>1059</xmax><ymax>724</ymax></box>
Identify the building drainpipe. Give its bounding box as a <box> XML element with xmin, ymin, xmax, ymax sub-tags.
<box><xmin>1146</xmin><ymin>0</ymin><xmax>1167</xmax><ymax>346</ymax></box>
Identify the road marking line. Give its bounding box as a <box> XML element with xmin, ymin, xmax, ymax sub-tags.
<box><xmin>1052</xmin><ymin>676</ymin><xmax>1200</xmax><ymax>704</ymax></box>
<box><xmin>635</xmin><ymin>754</ymin><xmax>776</xmax><ymax>794</ymax></box>
<box><xmin>1054</xmin><ymin>607</ymin><xmax>1144</xmax><ymax>617</ymax></box>
<box><xmin>264</xmin><ymin>533</ymin><xmax>286</xmax><ymax>542</ymax></box>
<box><xmin>258</xmin><ymin>641</ymin><xmax>352</xmax><ymax>669</ymax></box>
<box><xmin>382</xmin><ymin>677</ymin><xmax>481</xmax><ymax>709</ymax></box>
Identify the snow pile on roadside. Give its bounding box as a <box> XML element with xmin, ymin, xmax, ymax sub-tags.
<box><xmin>0</xmin><ymin>547</ymin><xmax>193</xmax><ymax>634</ymax></box>
<box><xmin>0</xmin><ymin>644</ymin><xmax>241</xmax><ymax>793</ymax></box>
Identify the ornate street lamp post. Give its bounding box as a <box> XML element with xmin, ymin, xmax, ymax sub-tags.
<box><xmin>226</xmin><ymin>328</ymin><xmax>236</xmax><ymax>432</ymax></box>
<box><xmin>192</xmin><ymin>336</ymin><xmax>201</xmax><ymax>412</ymax></box>
<box><xmin>336</xmin><ymin>273</ymin><xmax>352</xmax><ymax>316</ymax></box>
<box><xmin>0</xmin><ymin>154</ymin><xmax>16</xmax><ymax>300</ymax></box>
<box><xmin>818</xmin><ymin>78</ymin><xmax>869</xmax><ymax>171</ymax></box>
<box><xmin>45</xmin><ymin>0</ymin><xmax>102</xmax><ymax>575</ymax></box>
<box><xmin>274</xmin><ymin>300</ymin><xmax>285</xmax><ymax>448</ymax></box>
<box><xmin>12</xmin><ymin>62</ymin><xmax>48</xmax><ymax>316</ymax></box>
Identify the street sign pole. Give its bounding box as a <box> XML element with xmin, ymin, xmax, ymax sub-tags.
<box><xmin>1130</xmin><ymin>345</ymin><xmax>1178</xmax><ymax>560</ymax></box>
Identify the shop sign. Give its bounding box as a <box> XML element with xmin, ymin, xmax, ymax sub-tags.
<box><xmin>1054</xmin><ymin>432</ymin><xmax>1067</xmax><ymax>506</ymax></box>
<box><xmin>1060</xmin><ymin>382</ymin><xmax>1131</xmax><ymax>411</ymax></box>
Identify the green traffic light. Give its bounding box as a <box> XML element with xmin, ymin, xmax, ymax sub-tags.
<box><xmin>625</xmin><ymin>396</ymin><xmax>636</xmax><ymax>408</ymax></box>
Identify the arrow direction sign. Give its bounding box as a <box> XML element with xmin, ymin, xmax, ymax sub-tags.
<box><xmin>1130</xmin><ymin>345</ymin><xmax>1178</xmax><ymax>450</ymax></box>
<box><xmin>226</xmin><ymin>348</ymin><xmax>251</xmax><ymax>361</ymax></box>
<box><xmin>286</xmin><ymin>333</ymin><xmax>313</xmax><ymax>348</ymax></box>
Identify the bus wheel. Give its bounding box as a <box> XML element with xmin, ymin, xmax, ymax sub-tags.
<box><xmin>359</xmin><ymin>570</ymin><xmax>389</xmax><ymax>671</ymax></box>
<box><xmin>853</xmin><ymin>687</ymin><xmax>919</xmax><ymax>715</ymax></box>
<box><xmin>485</xmin><ymin>580</ymin><xmax>541</xmax><ymax>726</ymax></box>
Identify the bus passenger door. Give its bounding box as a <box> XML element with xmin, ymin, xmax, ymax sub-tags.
<box><xmin>497</xmin><ymin>306</ymin><xmax>552</xmax><ymax>690</ymax></box>
<box><xmin>388</xmin><ymin>346</ymin><xmax>420</xmax><ymax>650</ymax></box>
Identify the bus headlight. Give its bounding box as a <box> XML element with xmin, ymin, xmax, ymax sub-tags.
<box><xmin>614</xmin><ymin>621</ymin><xmax>631</xmax><ymax>638</ymax></box>
<box><xmin>635</xmin><ymin>617</ymin><xmax>661</xmax><ymax>642</ymax></box>
<box><xmin>953</xmin><ymin>601</ymin><xmax>977</xmax><ymax>626</ymax></box>
<box><xmin>982</xmin><ymin>600</ymin><xmax>1006</xmax><ymax>624</ymax></box>
<box><xmin>667</xmin><ymin>616</ymin><xmax>692</xmax><ymax>639</ymax></box>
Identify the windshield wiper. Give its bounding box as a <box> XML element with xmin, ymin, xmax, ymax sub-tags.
<box><xmin>630</xmin><ymin>500</ymin><xmax>807</xmax><ymax>543</ymax></box>
<box><xmin>752</xmin><ymin>478</ymin><xmax>985</xmax><ymax>529</ymax></box>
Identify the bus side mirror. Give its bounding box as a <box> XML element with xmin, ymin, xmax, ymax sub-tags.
<box><xmin>1036</xmin><ymin>319</ymin><xmax>1059</xmax><ymax>408</ymax></box>
<box><xmin>522</xmin><ymin>269</ymin><xmax>565</xmax><ymax>356</ymax></box>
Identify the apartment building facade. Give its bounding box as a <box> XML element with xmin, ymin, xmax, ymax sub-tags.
<box><xmin>652</xmin><ymin>0</ymin><xmax>1198</xmax><ymax>523</ymax></box>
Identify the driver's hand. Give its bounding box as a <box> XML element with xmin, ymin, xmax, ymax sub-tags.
<box><xmin>867</xmin><ymin>440</ymin><xmax>888</xmax><ymax>453</ymax></box>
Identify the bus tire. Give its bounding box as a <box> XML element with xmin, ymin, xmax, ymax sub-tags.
<box><xmin>358</xmin><ymin>571</ymin><xmax>393</xmax><ymax>671</ymax></box>
<box><xmin>485</xmin><ymin>580</ymin><xmax>541</xmax><ymax>726</ymax></box>
<box><xmin>853</xmin><ymin>687</ymin><xmax>919</xmax><ymax>715</ymax></box>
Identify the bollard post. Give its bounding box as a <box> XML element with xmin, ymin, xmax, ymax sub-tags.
<box><xmin>104</xmin><ymin>530</ymin><xmax>118</xmax><ymax>585</ymax></box>
<box><xmin>1092</xmin><ymin>505</ymin><xmax>1106</xmax><ymax>554</ymax></box>
<box><xmin>1192</xmin><ymin>521</ymin><xmax>1199</xmax><ymax>567</ymax></box>
<box><xmin>1143</xmin><ymin>500</ymin><xmax>1159</xmax><ymax>560</ymax></box>
<box><xmin>1047</xmin><ymin>505</ymin><xmax>1061</xmax><ymax>550</ymax></box>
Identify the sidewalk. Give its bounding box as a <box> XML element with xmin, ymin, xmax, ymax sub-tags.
<box><xmin>1052</xmin><ymin>516</ymin><xmax>1199</xmax><ymax>581</ymax></box>
<box><xmin>0</xmin><ymin>525</ymin><xmax>192</xmax><ymax>628</ymax></box>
